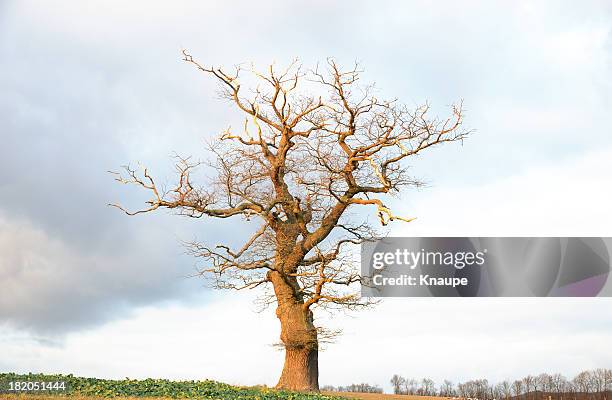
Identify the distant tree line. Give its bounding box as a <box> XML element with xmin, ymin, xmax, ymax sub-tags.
<box><xmin>389</xmin><ymin>369</ymin><xmax>611</xmax><ymax>400</ymax></box>
<box><xmin>321</xmin><ymin>383</ymin><xmax>383</xmax><ymax>393</ymax></box>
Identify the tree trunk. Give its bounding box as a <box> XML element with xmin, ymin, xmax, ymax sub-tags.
<box><xmin>270</xmin><ymin>271</ymin><xmax>319</xmax><ymax>391</ymax></box>
<box><xmin>276</xmin><ymin>341</ymin><xmax>319</xmax><ymax>391</ymax></box>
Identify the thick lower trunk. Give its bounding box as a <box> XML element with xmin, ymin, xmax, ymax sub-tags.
<box><xmin>276</xmin><ymin>345</ymin><xmax>319</xmax><ymax>391</ymax></box>
<box><xmin>274</xmin><ymin>303</ymin><xmax>319</xmax><ymax>391</ymax></box>
<box><xmin>269</xmin><ymin>270</ymin><xmax>319</xmax><ymax>391</ymax></box>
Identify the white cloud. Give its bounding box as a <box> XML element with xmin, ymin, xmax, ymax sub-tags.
<box><xmin>0</xmin><ymin>293</ymin><xmax>282</xmax><ymax>387</ymax></box>
<box><xmin>395</xmin><ymin>146</ymin><xmax>612</xmax><ymax>236</ymax></box>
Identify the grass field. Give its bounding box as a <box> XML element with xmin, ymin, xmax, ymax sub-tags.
<box><xmin>0</xmin><ymin>394</ymin><xmax>449</xmax><ymax>400</ymax></box>
<box><xmin>0</xmin><ymin>397</ymin><xmax>168</xmax><ymax>400</ymax></box>
<box><xmin>323</xmin><ymin>394</ymin><xmax>448</xmax><ymax>400</ymax></box>
<box><xmin>0</xmin><ymin>374</ymin><xmax>455</xmax><ymax>400</ymax></box>
<box><xmin>0</xmin><ymin>373</ymin><xmax>343</xmax><ymax>400</ymax></box>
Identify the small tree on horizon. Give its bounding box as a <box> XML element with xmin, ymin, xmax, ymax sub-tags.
<box><xmin>111</xmin><ymin>51</ymin><xmax>468</xmax><ymax>391</ymax></box>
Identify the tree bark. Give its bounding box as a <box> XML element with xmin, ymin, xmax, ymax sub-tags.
<box><xmin>276</xmin><ymin>340</ymin><xmax>319</xmax><ymax>391</ymax></box>
<box><xmin>270</xmin><ymin>271</ymin><xmax>319</xmax><ymax>391</ymax></box>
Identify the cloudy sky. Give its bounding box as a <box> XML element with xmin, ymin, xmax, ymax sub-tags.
<box><xmin>1</xmin><ymin>0</ymin><xmax>611</xmax><ymax>393</ymax></box>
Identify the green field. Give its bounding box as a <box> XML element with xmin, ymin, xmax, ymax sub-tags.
<box><xmin>0</xmin><ymin>374</ymin><xmax>347</xmax><ymax>400</ymax></box>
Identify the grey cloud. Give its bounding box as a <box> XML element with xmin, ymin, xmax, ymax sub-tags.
<box><xmin>0</xmin><ymin>1</ymin><xmax>250</xmax><ymax>334</ymax></box>
<box><xmin>1</xmin><ymin>0</ymin><xmax>611</xmax><ymax>334</ymax></box>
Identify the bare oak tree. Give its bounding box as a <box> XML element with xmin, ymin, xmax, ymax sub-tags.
<box><xmin>110</xmin><ymin>51</ymin><xmax>468</xmax><ymax>391</ymax></box>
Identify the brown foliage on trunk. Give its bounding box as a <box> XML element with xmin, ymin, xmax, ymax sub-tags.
<box><xmin>110</xmin><ymin>51</ymin><xmax>469</xmax><ymax>391</ymax></box>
